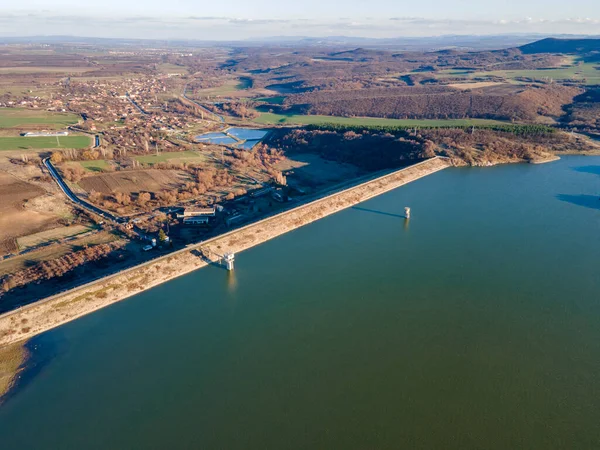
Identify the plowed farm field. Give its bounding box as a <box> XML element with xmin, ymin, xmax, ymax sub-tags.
<box><xmin>0</xmin><ymin>172</ymin><xmax>57</xmax><ymax>255</ymax></box>
<box><xmin>78</xmin><ymin>169</ymin><xmax>190</xmax><ymax>194</ymax></box>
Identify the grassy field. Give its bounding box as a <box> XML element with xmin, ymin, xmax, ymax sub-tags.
<box><xmin>0</xmin><ymin>82</ymin><xmax>62</xmax><ymax>99</ymax></box>
<box><xmin>253</xmin><ymin>112</ymin><xmax>506</xmax><ymax>127</ymax></box>
<box><xmin>134</xmin><ymin>151</ymin><xmax>208</xmax><ymax>165</ymax></box>
<box><xmin>194</xmin><ymin>79</ymin><xmax>247</xmax><ymax>96</ymax></box>
<box><xmin>436</xmin><ymin>62</ymin><xmax>600</xmax><ymax>85</ymax></box>
<box><xmin>0</xmin><ymin>108</ymin><xmax>80</xmax><ymax>129</ymax></box>
<box><xmin>156</xmin><ymin>63</ymin><xmax>188</xmax><ymax>74</ymax></box>
<box><xmin>17</xmin><ymin>224</ymin><xmax>94</xmax><ymax>250</ymax></box>
<box><xmin>0</xmin><ymin>135</ymin><xmax>91</xmax><ymax>151</ymax></box>
<box><xmin>254</xmin><ymin>96</ymin><xmax>286</xmax><ymax>104</ymax></box>
<box><xmin>79</xmin><ymin>160</ymin><xmax>111</xmax><ymax>172</ymax></box>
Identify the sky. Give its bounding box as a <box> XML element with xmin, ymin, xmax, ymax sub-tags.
<box><xmin>1</xmin><ymin>0</ymin><xmax>599</xmax><ymax>40</ymax></box>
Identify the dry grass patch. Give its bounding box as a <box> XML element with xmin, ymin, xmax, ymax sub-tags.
<box><xmin>79</xmin><ymin>169</ymin><xmax>190</xmax><ymax>195</ymax></box>
<box><xmin>448</xmin><ymin>81</ymin><xmax>506</xmax><ymax>90</ymax></box>
<box><xmin>0</xmin><ymin>171</ymin><xmax>57</xmax><ymax>255</ymax></box>
<box><xmin>17</xmin><ymin>224</ymin><xmax>93</xmax><ymax>250</ymax></box>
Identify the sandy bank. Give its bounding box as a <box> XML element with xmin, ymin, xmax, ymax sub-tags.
<box><xmin>0</xmin><ymin>157</ymin><xmax>451</xmax><ymax>348</ymax></box>
<box><xmin>0</xmin><ymin>343</ymin><xmax>28</xmax><ymax>403</ymax></box>
<box><xmin>530</xmin><ymin>155</ymin><xmax>561</xmax><ymax>164</ymax></box>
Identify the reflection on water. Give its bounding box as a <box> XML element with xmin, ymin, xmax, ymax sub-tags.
<box><xmin>352</xmin><ymin>206</ymin><xmax>405</xmax><ymax>218</ymax></box>
<box><xmin>226</xmin><ymin>128</ymin><xmax>268</xmax><ymax>141</ymax></box>
<box><xmin>225</xmin><ymin>270</ymin><xmax>238</xmax><ymax>293</ymax></box>
<box><xmin>572</xmin><ymin>165</ymin><xmax>600</xmax><ymax>176</ymax></box>
<box><xmin>556</xmin><ymin>193</ymin><xmax>600</xmax><ymax>210</ymax></box>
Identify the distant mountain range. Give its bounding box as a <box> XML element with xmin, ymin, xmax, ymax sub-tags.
<box><xmin>1</xmin><ymin>34</ymin><xmax>599</xmax><ymax>52</ymax></box>
<box><xmin>251</xmin><ymin>34</ymin><xmax>600</xmax><ymax>51</ymax></box>
<box><xmin>519</xmin><ymin>37</ymin><xmax>600</xmax><ymax>54</ymax></box>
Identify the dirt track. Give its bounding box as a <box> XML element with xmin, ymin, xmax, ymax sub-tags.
<box><xmin>0</xmin><ymin>157</ymin><xmax>451</xmax><ymax>347</ymax></box>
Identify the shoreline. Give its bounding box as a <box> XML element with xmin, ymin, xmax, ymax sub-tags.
<box><xmin>0</xmin><ymin>343</ymin><xmax>29</xmax><ymax>403</ymax></box>
<box><xmin>0</xmin><ymin>157</ymin><xmax>451</xmax><ymax>349</ymax></box>
<box><xmin>530</xmin><ymin>154</ymin><xmax>561</xmax><ymax>164</ymax></box>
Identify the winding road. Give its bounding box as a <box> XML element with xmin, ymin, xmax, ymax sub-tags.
<box><xmin>43</xmin><ymin>158</ymin><xmax>119</xmax><ymax>222</ymax></box>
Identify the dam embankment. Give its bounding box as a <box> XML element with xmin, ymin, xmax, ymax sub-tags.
<box><xmin>0</xmin><ymin>157</ymin><xmax>451</xmax><ymax>348</ymax></box>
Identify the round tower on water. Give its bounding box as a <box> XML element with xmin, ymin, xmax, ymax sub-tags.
<box><xmin>223</xmin><ymin>253</ymin><xmax>235</xmax><ymax>271</ymax></box>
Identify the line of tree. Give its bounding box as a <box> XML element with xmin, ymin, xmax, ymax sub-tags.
<box><xmin>1</xmin><ymin>242</ymin><xmax>125</xmax><ymax>294</ymax></box>
<box><xmin>306</xmin><ymin>123</ymin><xmax>556</xmax><ymax>137</ymax></box>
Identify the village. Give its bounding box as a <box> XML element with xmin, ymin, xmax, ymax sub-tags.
<box><xmin>0</xmin><ymin>44</ymin><xmax>354</xmax><ymax>309</ymax></box>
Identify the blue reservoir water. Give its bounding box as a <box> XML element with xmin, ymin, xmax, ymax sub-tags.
<box><xmin>194</xmin><ymin>132</ymin><xmax>238</xmax><ymax>145</ymax></box>
<box><xmin>226</xmin><ymin>127</ymin><xmax>268</xmax><ymax>141</ymax></box>
<box><xmin>1</xmin><ymin>157</ymin><xmax>599</xmax><ymax>449</ymax></box>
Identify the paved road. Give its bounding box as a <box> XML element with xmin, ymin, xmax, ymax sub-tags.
<box><xmin>125</xmin><ymin>92</ymin><xmax>149</xmax><ymax>115</ymax></box>
<box><xmin>43</xmin><ymin>158</ymin><xmax>120</xmax><ymax>222</ymax></box>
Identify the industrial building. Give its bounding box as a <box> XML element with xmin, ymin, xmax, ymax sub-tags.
<box><xmin>22</xmin><ymin>131</ymin><xmax>69</xmax><ymax>137</ymax></box>
<box><xmin>177</xmin><ymin>207</ymin><xmax>216</xmax><ymax>225</ymax></box>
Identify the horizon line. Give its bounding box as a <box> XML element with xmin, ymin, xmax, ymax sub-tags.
<box><xmin>1</xmin><ymin>32</ymin><xmax>599</xmax><ymax>44</ymax></box>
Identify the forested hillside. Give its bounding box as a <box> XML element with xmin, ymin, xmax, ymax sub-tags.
<box><xmin>283</xmin><ymin>84</ymin><xmax>580</xmax><ymax>122</ymax></box>
<box><xmin>268</xmin><ymin>124</ymin><xmax>597</xmax><ymax>168</ymax></box>
<box><xmin>520</xmin><ymin>38</ymin><xmax>600</xmax><ymax>54</ymax></box>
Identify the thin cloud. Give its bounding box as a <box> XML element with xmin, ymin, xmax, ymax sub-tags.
<box><xmin>228</xmin><ymin>18</ymin><xmax>291</xmax><ymax>25</ymax></box>
<box><xmin>187</xmin><ymin>16</ymin><xmax>228</xmax><ymax>21</ymax></box>
<box><xmin>389</xmin><ymin>17</ymin><xmax>426</xmax><ymax>22</ymax></box>
<box><xmin>1</xmin><ymin>11</ymin><xmax>599</xmax><ymax>40</ymax></box>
